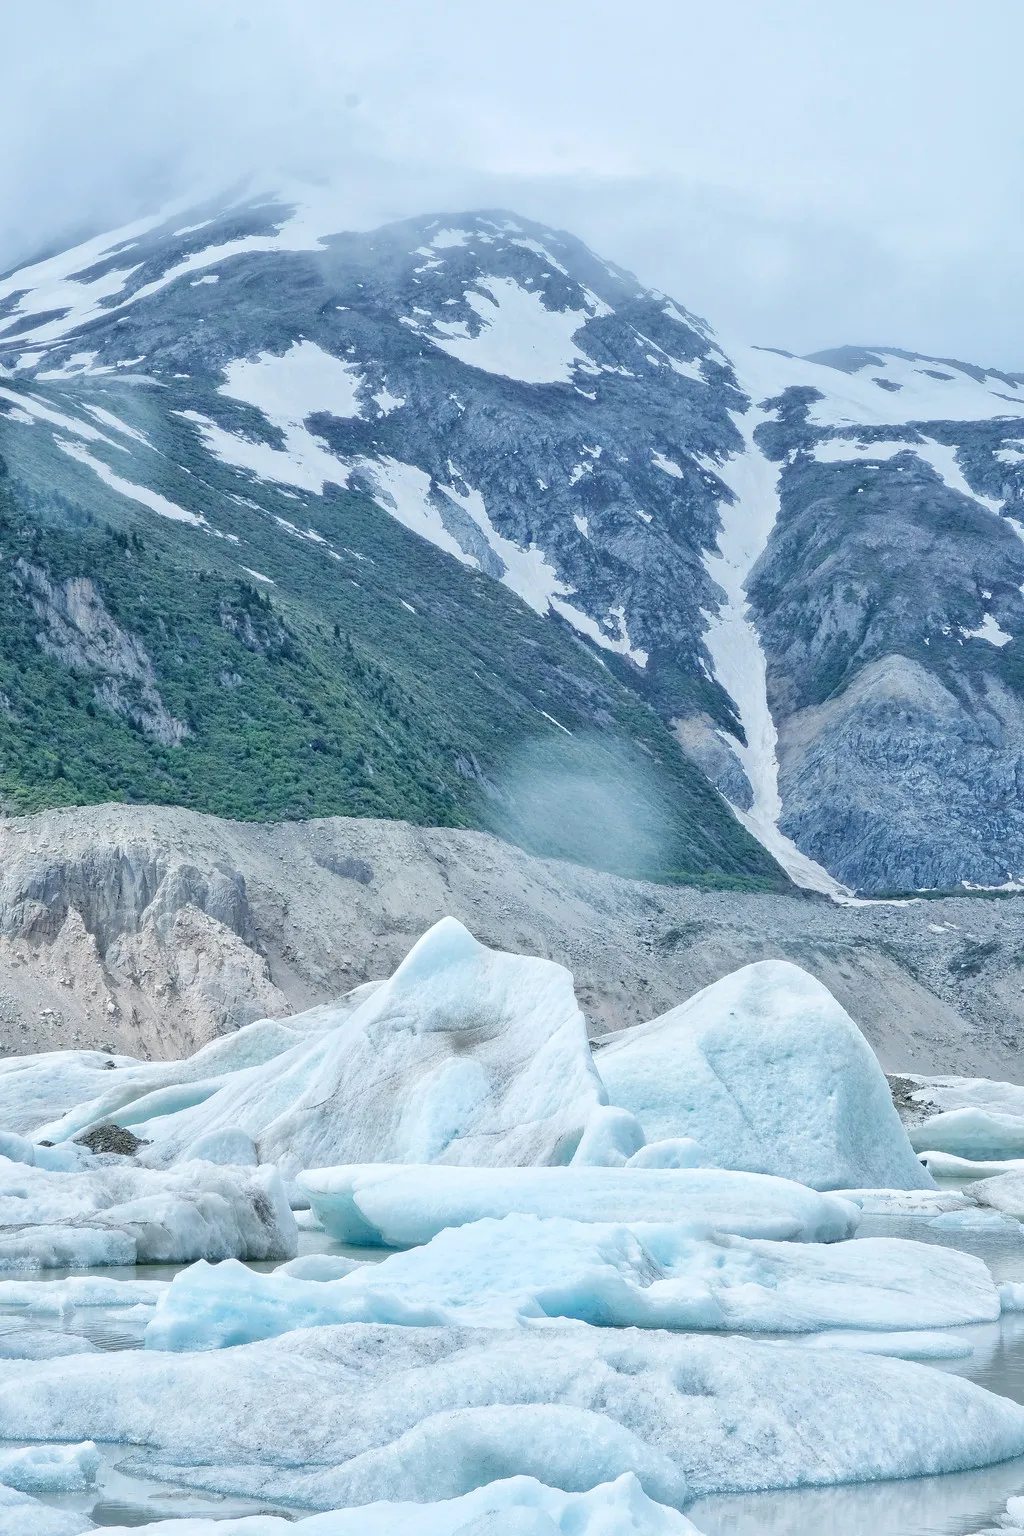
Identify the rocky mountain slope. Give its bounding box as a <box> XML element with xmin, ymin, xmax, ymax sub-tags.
<box><xmin>2</xmin><ymin>194</ymin><xmax>1024</xmax><ymax>892</ymax></box>
<box><xmin>2</xmin><ymin>803</ymin><xmax>1023</xmax><ymax>1079</ymax></box>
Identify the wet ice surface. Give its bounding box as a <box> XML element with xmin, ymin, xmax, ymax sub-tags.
<box><xmin>8</xmin><ymin>1217</ymin><xmax>1024</xmax><ymax>1532</ymax></box>
<box><xmin>31</xmin><ymin>1442</ymin><xmax>300</xmax><ymax>1527</ymax></box>
<box><xmin>691</xmin><ymin>1212</ymin><xmax>1024</xmax><ymax>1536</ymax></box>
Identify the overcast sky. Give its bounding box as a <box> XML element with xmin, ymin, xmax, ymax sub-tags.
<box><xmin>5</xmin><ymin>1</ymin><xmax>1023</xmax><ymax>366</ymax></box>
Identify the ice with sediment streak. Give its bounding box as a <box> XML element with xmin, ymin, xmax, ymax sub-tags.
<box><xmin>297</xmin><ymin>1164</ymin><xmax>859</xmax><ymax>1248</ymax></box>
<box><xmin>595</xmin><ymin>959</ymin><xmax>933</xmax><ymax>1191</ymax></box>
<box><xmin>3</xmin><ymin>1324</ymin><xmax>1023</xmax><ymax>1506</ymax></box>
<box><xmin>144</xmin><ymin>1214</ymin><xmax>999</xmax><ymax>1351</ymax></box>
<box><xmin>41</xmin><ymin>919</ymin><xmax>606</xmax><ymax>1173</ymax></box>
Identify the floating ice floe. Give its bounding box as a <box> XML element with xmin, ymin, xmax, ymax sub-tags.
<box><xmin>0</xmin><ymin>1472</ymin><xmax>701</xmax><ymax>1535</ymax></box>
<box><xmin>0</xmin><ymin>1440</ymin><xmax>99</xmax><ymax>1493</ymax></box>
<box><xmin>917</xmin><ymin>1150</ymin><xmax>1024</xmax><ymax>1179</ymax></box>
<box><xmin>0</xmin><ymin>1275</ymin><xmax>165</xmax><ymax>1311</ymax></box>
<box><xmin>594</xmin><ymin>960</ymin><xmax>933</xmax><ymax>1191</ymax></box>
<box><xmin>971</xmin><ymin>1171</ymin><xmax>1024</xmax><ymax>1220</ymax></box>
<box><xmin>0</xmin><ymin>1481</ymin><xmax>92</xmax><ymax>1536</ymax></box>
<box><xmin>3</xmin><ymin>1324</ymin><xmax>1023</xmax><ymax>1505</ymax></box>
<box><xmin>976</xmin><ymin>1494</ymin><xmax>1024</xmax><ymax>1533</ymax></box>
<box><xmin>794</xmin><ymin>1330</ymin><xmax>975</xmax><ymax>1360</ymax></box>
<box><xmin>929</xmin><ymin>1208</ymin><xmax>1018</xmax><ymax>1231</ymax></box>
<box><xmin>838</xmin><ymin>1188</ymin><xmax>977</xmax><ymax>1215</ymax></box>
<box><xmin>36</xmin><ymin>919</ymin><xmax>606</xmax><ymax>1175</ymax></box>
<box><xmin>297</xmin><ymin>1164</ymin><xmax>860</xmax><ymax>1247</ymax></box>
<box><xmin>0</xmin><ymin>1159</ymin><xmax>296</xmax><ymax>1267</ymax></box>
<box><xmin>144</xmin><ymin>1215</ymin><xmax>1000</xmax><ymax>1350</ymax></box>
<box><xmin>901</xmin><ymin>1073</ymin><xmax>1024</xmax><ymax>1162</ymax></box>
<box><xmin>910</xmin><ymin>1107</ymin><xmax>1024</xmax><ymax>1161</ymax></box>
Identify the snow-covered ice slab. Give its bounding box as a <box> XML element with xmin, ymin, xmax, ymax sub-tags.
<box><xmin>919</xmin><ymin>1150</ymin><xmax>1024</xmax><ymax>1179</ymax></box>
<box><xmin>2</xmin><ymin>1019</ymin><xmax>310</xmax><ymax>1139</ymax></box>
<box><xmin>595</xmin><ymin>961</ymin><xmax>932</xmax><ymax>1191</ymax></box>
<box><xmin>5</xmin><ymin>1473</ymin><xmax>701</xmax><ymax>1535</ymax></box>
<box><xmin>838</xmin><ymin>1187</ymin><xmax>977</xmax><ymax>1214</ymax></box>
<box><xmin>145</xmin><ymin>1215</ymin><xmax>999</xmax><ymax>1350</ymax></box>
<box><xmin>0</xmin><ymin>1440</ymin><xmax>99</xmax><ymax>1493</ymax></box>
<box><xmin>4</xmin><ymin>1324</ymin><xmax>1024</xmax><ymax>1505</ymax></box>
<box><xmin>0</xmin><ymin>1481</ymin><xmax>92</xmax><ymax>1536</ymax></box>
<box><xmin>39</xmin><ymin>919</ymin><xmax>606</xmax><ymax>1172</ymax></box>
<box><xmin>297</xmin><ymin>1164</ymin><xmax>860</xmax><ymax>1247</ymax></box>
<box><xmin>795</xmin><ymin>1330</ymin><xmax>975</xmax><ymax>1360</ymax></box>
<box><xmin>0</xmin><ymin>1275</ymin><xmax>164</xmax><ymax>1311</ymax></box>
<box><xmin>910</xmin><ymin>1107</ymin><xmax>1024</xmax><ymax>1161</ymax></box>
<box><xmin>0</xmin><ymin>1159</ymin><xmax>296</xmax><ymax>1267</ymax></box>
<box><xmin>972</xmin><ymin>1171</ymin><xmax>1024</xmax><ymax>1220</ymax></box>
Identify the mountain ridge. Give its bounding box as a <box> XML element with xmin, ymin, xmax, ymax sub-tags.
<box><xmin>2</xmin><ymin>193</ymin><xmax>1024</xmax><ymax>893</ymax></box>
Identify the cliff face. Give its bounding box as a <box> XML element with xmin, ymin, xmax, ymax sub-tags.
<box><xmin>1</xmin><ymin>804</ymin><xmax>1022</xmax><ymax>1080</ymax></box>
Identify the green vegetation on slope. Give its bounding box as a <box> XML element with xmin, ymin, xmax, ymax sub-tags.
<box><xmin>0</xmin><ymin>394</ymin><xmax>786</xmax><ymax>890</ymax></box>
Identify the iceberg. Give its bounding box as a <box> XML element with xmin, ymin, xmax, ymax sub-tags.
<box><xmin>37</xmin><ymin>919</ymin><xmax>606</xmax><ymax>1173</ymax></box>
<box><xmin>0</xmin><ymin>1158</ymin><xmax>296</xmax><ymax>1267</ymax></box>
<box><xmin>594</xmin><ymin>960</ymin><xmax>933</xmax><ymax>1190</ymax></box>
<box><xmin>144</xmin><ymin>1214</ymin><xmax>1000</xmax><ymax>1350</ymax></box>
<box><xmin>297</xmin><ymin>1164</ymin><xmax>860</xmax><ymax>1247</ymax></box>
<box><xmin>3</xmin><ymin>1323</ymin><xmax>1022</xmax><ymax>1505</ymax></box>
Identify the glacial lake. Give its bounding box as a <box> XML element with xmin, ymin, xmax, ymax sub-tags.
<box><xmin>12</xmin><ymin>1216</ymin><xmax>1024</xmax><ymax>1531</ymax></box>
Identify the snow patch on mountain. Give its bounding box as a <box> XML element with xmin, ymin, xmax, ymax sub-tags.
<box><xmin>219</xmin><ymin>342</ymin><xmax>364</xmax><ymax>424</ymax></box>
<box><xmin>406</xmin><ymin>277</ymin><xmax>601</xmax><ymax>385</ymax></box>
<box><xmin>964</xmin><ymin>613</ymin><xmax>1013</xmax><ymax>647</ymax></box>
<box><xmin>702</xmin><ymin>408</ymin><xmax>847</xmax><ymax>897</ymax></box>
<box><xmin>55</xmin><ymin>440</ymin><xmax>208</xmax><ymax>528</ymax></box>
<box><xmin>177</xmin><ymin>406</ymin><xmax>351</xmax><ymax>497</ymax></box>
<box><xmin>0</xmin><ymin>195</ymin><xmax>336</xmax><ymax>354</ymax></box>
<box><xmin>0</xmin><ymin>387</ymin><xmax>124</xmax><ymax>450</ymax></box>
<box><xmin>362</xmin><ymin>459</ymin><xmax>477</xmax><ymax>568</ymax></box>
<box><xmin>738</xmin><ymin>345</ymin><xmax>1024</xmax><ymax>428</ymax></box>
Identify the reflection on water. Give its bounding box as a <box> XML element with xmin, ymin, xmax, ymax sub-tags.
<box><xmin>690</xmin><ymin>1455</ymin><xmax>1024</xmax><ymax>1536</ymax></box>
<box><xmin>30</xmin><ymin>1444</ymin><xmax>300</xmax><ymax>1527</ymax></box>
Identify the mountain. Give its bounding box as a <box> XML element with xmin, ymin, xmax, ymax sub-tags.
<box><xmin>1</xmin><ymin>194</ymin><xmax>1023</xmax><ymax>894</ymax></box>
